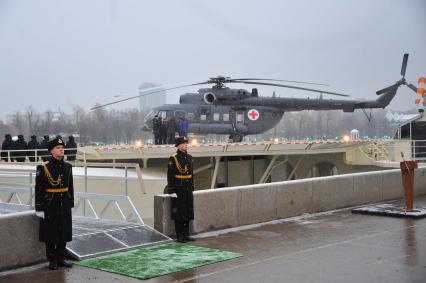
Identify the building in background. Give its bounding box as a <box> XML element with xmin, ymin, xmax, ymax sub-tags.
<box><xmin>139</xmin><ymin>82</ymin><xmax>166</xmax><ymax>112</ymax></box>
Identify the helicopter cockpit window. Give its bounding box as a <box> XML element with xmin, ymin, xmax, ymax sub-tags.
<box><xmin>213</xmin><ymin>113</ymin><xmax>220</xmax><ymax>121</ymax></box>
<box><xmin>159</xmin><ymin>111</ymin><xmax>167</xmax><ymax>120</ymax></box>
<box><xmin>223</xmin><ymin>113</ymin><xmax>229</xmax><ymax>121</ymax></box>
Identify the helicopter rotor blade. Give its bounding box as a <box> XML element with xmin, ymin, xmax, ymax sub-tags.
<box><xmin>376</xmin><ymin>84</ymin><xmax>398</xmax><ymax>95</ymax></box>
<box><xmin>229</xmin><ymin>78</ymin><xmax>330</xmax><ymax>87</ymax></box>
<box><xmin>90</xmin><ymin>82</ymin><xmax>209</xmax><ymax>110</ymax></box>
<box><xmin>407</xmin><ymin>83</ymin><xmax>418</xmax><ymax>93</ymax></box>
<box><xmin>230</xmin><ymin>80</ymin><xmax>349</xmax><ymax>97</ymax></box>
<box><xmin>401</xmin><ymin>53</ymin><xmax>409</xmax><ymax>77</ymax></box>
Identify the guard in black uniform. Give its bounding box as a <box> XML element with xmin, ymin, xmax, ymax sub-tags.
<box><xmin>167</xmin><ymin>136</ymin><xmax>195</xmax><ymax>243</ymax></box>
<box><xmin>40</xmin><ymin>135</ymin><xmax>50</xmax><ymax>161</ymax></box>
<box><xmin>35</xmin><ymin>137</ymin><xmax>74</xmax><ymax>270</ymax></box>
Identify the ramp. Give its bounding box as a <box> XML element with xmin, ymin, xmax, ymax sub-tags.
<box><xmin>68</xmin><ymin>216</ymin><xmax>172</xmax><ymax>260</ymax></box>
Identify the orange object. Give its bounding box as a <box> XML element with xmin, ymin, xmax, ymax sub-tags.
<box><xmin>400</xmin><ymin>161</ymin><xmax>418</xmax><ymax>211</ymax></box>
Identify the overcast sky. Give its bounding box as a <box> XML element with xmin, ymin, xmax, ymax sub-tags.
<box><xmin>1</xmin><ymin>0</ymin><xmax>425</xmax><ymax>119</ymax></box>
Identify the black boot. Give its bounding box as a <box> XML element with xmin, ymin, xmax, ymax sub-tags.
<box><xmin>183</xmin><ymin>221</ymin><xmax>195</xmax><ymax>241</ymax></box>
<box><xmin>175</xmin><ymin>221</ymin><xmax>187</xmax><ymax>243</ymax></box>
<box><xmin>58</xmin><ymin>259</ymin><xmax>73</xmax><ymax>268</ymax></box>
<box><xmin>49</xmin><ymin>260</ymin><xmax>58</xmax><ymax>270</ymax></box>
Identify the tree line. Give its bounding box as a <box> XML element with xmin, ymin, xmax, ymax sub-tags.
<box><xmin>0</xmin><ymin>105</ymin><xmax>404</xmax><ymax>145</ymax></box>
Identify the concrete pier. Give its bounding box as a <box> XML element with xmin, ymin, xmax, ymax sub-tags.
<box><xmin>1</xmin><ymin>196</ymin><xmax>425</xmax><ymax>283</ymax></box>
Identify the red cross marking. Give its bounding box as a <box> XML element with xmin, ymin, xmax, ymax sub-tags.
<box><xmin>248</xmin><ymin>109</ymin><xmax>259</xmax><ymax>120</ymax></box>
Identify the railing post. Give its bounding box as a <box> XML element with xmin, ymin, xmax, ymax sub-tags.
<box><xmin>125</xmin><ymin>164</ymin><xmax>128</xmax><ymax>196</ymax></box>
<box><xmin>413</xmin><ymin>140</ymin><xmax>416</xmax><ymax>161</ymax></box>
<box><xmin>84</xmin><ymin>165</ymin><xmax>88</xmax><ymax>216</ymax></box>
<box><xmin>29</xmin><ymin>172</ymin><xmax>33</xmax><ymax>208</ymax></box>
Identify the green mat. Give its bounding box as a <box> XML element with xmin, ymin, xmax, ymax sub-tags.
<box><xmin>75</xmin><ymin>242</ymin><xmax>242</xmax><ymax>280</ymax></box>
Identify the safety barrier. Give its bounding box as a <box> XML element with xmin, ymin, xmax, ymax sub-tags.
<box><xmin>154</xmin><ymin>167</ymin><xmax>426</xmax><ymax>236</ymax></box>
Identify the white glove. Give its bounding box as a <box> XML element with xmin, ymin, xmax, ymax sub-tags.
<box><xmin>170</xmin><ymin>193</ymin><xmax>177</xmax><ymax>198</ymax></box>
<box><xmin>35</xmin><ymin>211</ymin><xmax>45</xmax><ymax>219</ymax></box>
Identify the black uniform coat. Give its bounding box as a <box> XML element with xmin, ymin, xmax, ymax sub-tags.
<box><xmin>65</xmin><ymin>138</ymin><xmax>77</xmax><ymax>161</ymax></box>
<box><xmin>167</xmin><ymin>149</ymin><xmax>194</xmax><ymax>221</ymax></box>
<box><xmin>35</xmin><ymin>157</ymin><xmax>74</xmax><ymax>243</ymax></box>
<box><xmin>27</xmin><ymin>137</ymin><xmax>40</xmax><ymax>162</ymax></box>
<box><xmin>1</xmin><ymin>136</ymin><xmax>13</xmax><ymax>161</ymax></box>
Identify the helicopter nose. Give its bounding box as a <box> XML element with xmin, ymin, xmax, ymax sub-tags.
<box><xmin>141</xmin><ymin>124</ymin><xmax>151</xmax><ymax>132</ymax></box>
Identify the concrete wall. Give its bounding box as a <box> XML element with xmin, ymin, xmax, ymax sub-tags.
<box><xmin>155</xmin><ymin>167</ymin><xmax>426</xmax><ymax>236</ymax></box>
<box><xmin>0</xmin><ymin>211</ymin><xmax>45</xmax><ymax>271</ymax></box>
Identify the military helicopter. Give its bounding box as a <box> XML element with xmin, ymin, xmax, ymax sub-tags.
<box><xmin>92</xmin><ymin>54</ymin><xmax>417</xmax><ymax>142</ymax></box>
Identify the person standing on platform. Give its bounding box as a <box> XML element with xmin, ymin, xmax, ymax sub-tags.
<box><xmin>65</xmin><ymin>136</ymin><xmax>77</xmax><ymax>161</ymax></box>
<box><xmin>152</xmin><ymin>115</ymin><xmax>161</xmax><ymax>145</ymax></box>
<box><xmin>14</xmin><ymin>134</ymin><xmax>28</xmax><ymax>162</ymax></box>
<box><xmin>1</xmin><ymin>134</ymin><xmax>13</xmax><ymax>162</ymax></box>
<box><xmin>35</xmin><ymin>137</ymin><xmax>74</xmax><ymax>270</ymax></box>
<box><xmin>167</xmin><ymin>136</ymin><xmax>195</xmax><ymax>243</ymax></box>
<box><xmin>178</xmin><ymin>116</ymin><xmax>189</xmax><ymax>138</ymax></box>
<box><xmin>160</xmin><ymin>118</ymin><xmax>167</xmax><ymax>144</ymax></box>
<box><xmin>166</xmin><ymin>117</ymin><xmax>177</xmax><ymax>144</ymax></box>
<box><xmin>27</xmin><ymin>135</ymin><xmax>41</xmax><ymax>162</ymax></box>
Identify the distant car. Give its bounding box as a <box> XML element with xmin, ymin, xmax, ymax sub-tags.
<box><xmin>90</xmin><ymin>141</ymin><xmax>105</xmax><ymax>146</ymax></box>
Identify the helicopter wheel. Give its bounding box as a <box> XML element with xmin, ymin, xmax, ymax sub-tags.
<box><xmin>229</xmin><ymin>133</ymin><xmax>243</xmax><ymax>143</ymax></box>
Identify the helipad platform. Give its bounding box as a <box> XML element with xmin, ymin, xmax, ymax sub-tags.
<box><xmin>77</xmin><ymin>139</ymin><xmax>410</xmax><ymax>167</ymax></box>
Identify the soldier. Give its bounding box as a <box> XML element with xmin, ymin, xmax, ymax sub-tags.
<box><xmin>35</xmin><ymin>137</ymin><xmax>74</xmax><ymax>270</ymax></box>
<box><xmin>65</xmin><ymin>135</ymin><xmax>77</xmax><ymax>161</ymax></box>
<box><xmin>1</xmin><ymin>134</ymin><xmax>13</xmax><ymax>162</ymax></box>
<box><xmin>27</xmin><ymin>135</ymin><xmax>41</xmax><ymax>162</ymax></box>
<box><xmin>40</xmin><ymin>135</ymin><xmax>50</xmax><ymax>161</ymax></box>
<box><xmin>167</xmin><ymin>136</ymin><xmax>195</xmax><ymax>243</ymax></box>
<box><xmin>14</xmin><ymin>135</ymin><xmax>28</xmax><ymax>162</ymax></box>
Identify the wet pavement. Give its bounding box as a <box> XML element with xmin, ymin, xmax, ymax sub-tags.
<box><xmin>1</xmin><ymin>197</ymin><xmax>425</xmax><ymax>283</ymax></box>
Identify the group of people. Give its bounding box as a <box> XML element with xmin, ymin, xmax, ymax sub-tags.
<box><xmin>0</xmin><ymin>134</ymin><xmax>77</xmax><ymax>162</ymax></box>
<box><xmin>152</xmin><ymin>115</ymin><xmax>189</xmax><ymax>145</ymax></box>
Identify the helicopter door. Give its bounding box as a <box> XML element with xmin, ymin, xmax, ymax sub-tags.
<box><xmin>235</xmin><ymin>111</ymin><xmax>244</xmax><ymax>125</ymax></box>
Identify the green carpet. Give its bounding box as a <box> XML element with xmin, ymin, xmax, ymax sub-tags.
<box><xmin>75</xmin><ymin>242</ymin><xmax>242</xmax><ymax>280</ymax></box>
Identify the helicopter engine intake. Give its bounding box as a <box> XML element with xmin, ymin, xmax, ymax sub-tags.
<box><xmin>203</xmin><ymin>92</ymin><xmax>217</xmax><ymax>104</ymax></box>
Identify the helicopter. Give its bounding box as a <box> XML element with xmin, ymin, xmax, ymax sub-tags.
<box><xmin>92</xmin><ymin>54</ymin><xmax>419</xmax><ymax>142</ymax></box>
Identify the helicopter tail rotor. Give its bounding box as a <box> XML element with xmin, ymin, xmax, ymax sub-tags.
<box><xmin>376</xmin><ymin>53</ymin><xmax>413</xmax><ymax>96</ymax></box>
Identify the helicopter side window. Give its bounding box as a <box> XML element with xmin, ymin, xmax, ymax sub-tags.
<box><xmin>174</xmin><ymin>110</ymin><xmax>186</xmax><ymax>119</ymax></box>
<box><xmin>188</xmin><ymin>113</ymin><xmax>194</xmax><ymax>121</ymax></box>
<box><xmin>200</xmin><ymin>114</ymin><xmax>207</xmax><ymax>121</ymax></box>
<box><xmin>223</xmin><ymin>113</ymin><xmax>229</xmax><ymax>121</ymax></box>
<box><xmin>213</xmin><ymin>113</ymin><xmax>220</xmax><ymax>121</ymax></box>
<box><xmin>236</xmin><ymin>113</ymin><xmax>244</xmax><ymax>123</ymax></box>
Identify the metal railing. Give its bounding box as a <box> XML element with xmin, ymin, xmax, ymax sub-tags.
<box><xmin>0</xmin><ymin>187</ymin><xmax>143</xmax><ymax>224</ymax></box>
<box><xmin>0</xmin><ymin>148</ymin><xmax>78</xmax><ymax>163</ymax></box>
<box><xmin>0</xmin><ymin>162</ymin><xmax>145</xmax><ymax>223</ymax></box>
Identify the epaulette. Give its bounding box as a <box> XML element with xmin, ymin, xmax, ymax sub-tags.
<box><xmin>39</xmin><ymin>160</ymin><xmax>49</xmax><ymax>166</ymax></box>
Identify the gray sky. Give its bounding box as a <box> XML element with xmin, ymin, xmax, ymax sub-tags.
<box><xmin>1</xmin><ymin>0</ymin><xmax>425</xmax><ymax>119</ymax></box>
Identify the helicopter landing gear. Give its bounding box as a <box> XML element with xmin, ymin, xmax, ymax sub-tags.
<box><xmin>229</xmin><ymin>133</ymin><xmax>243</xmax><ymax>143</ymax></box>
